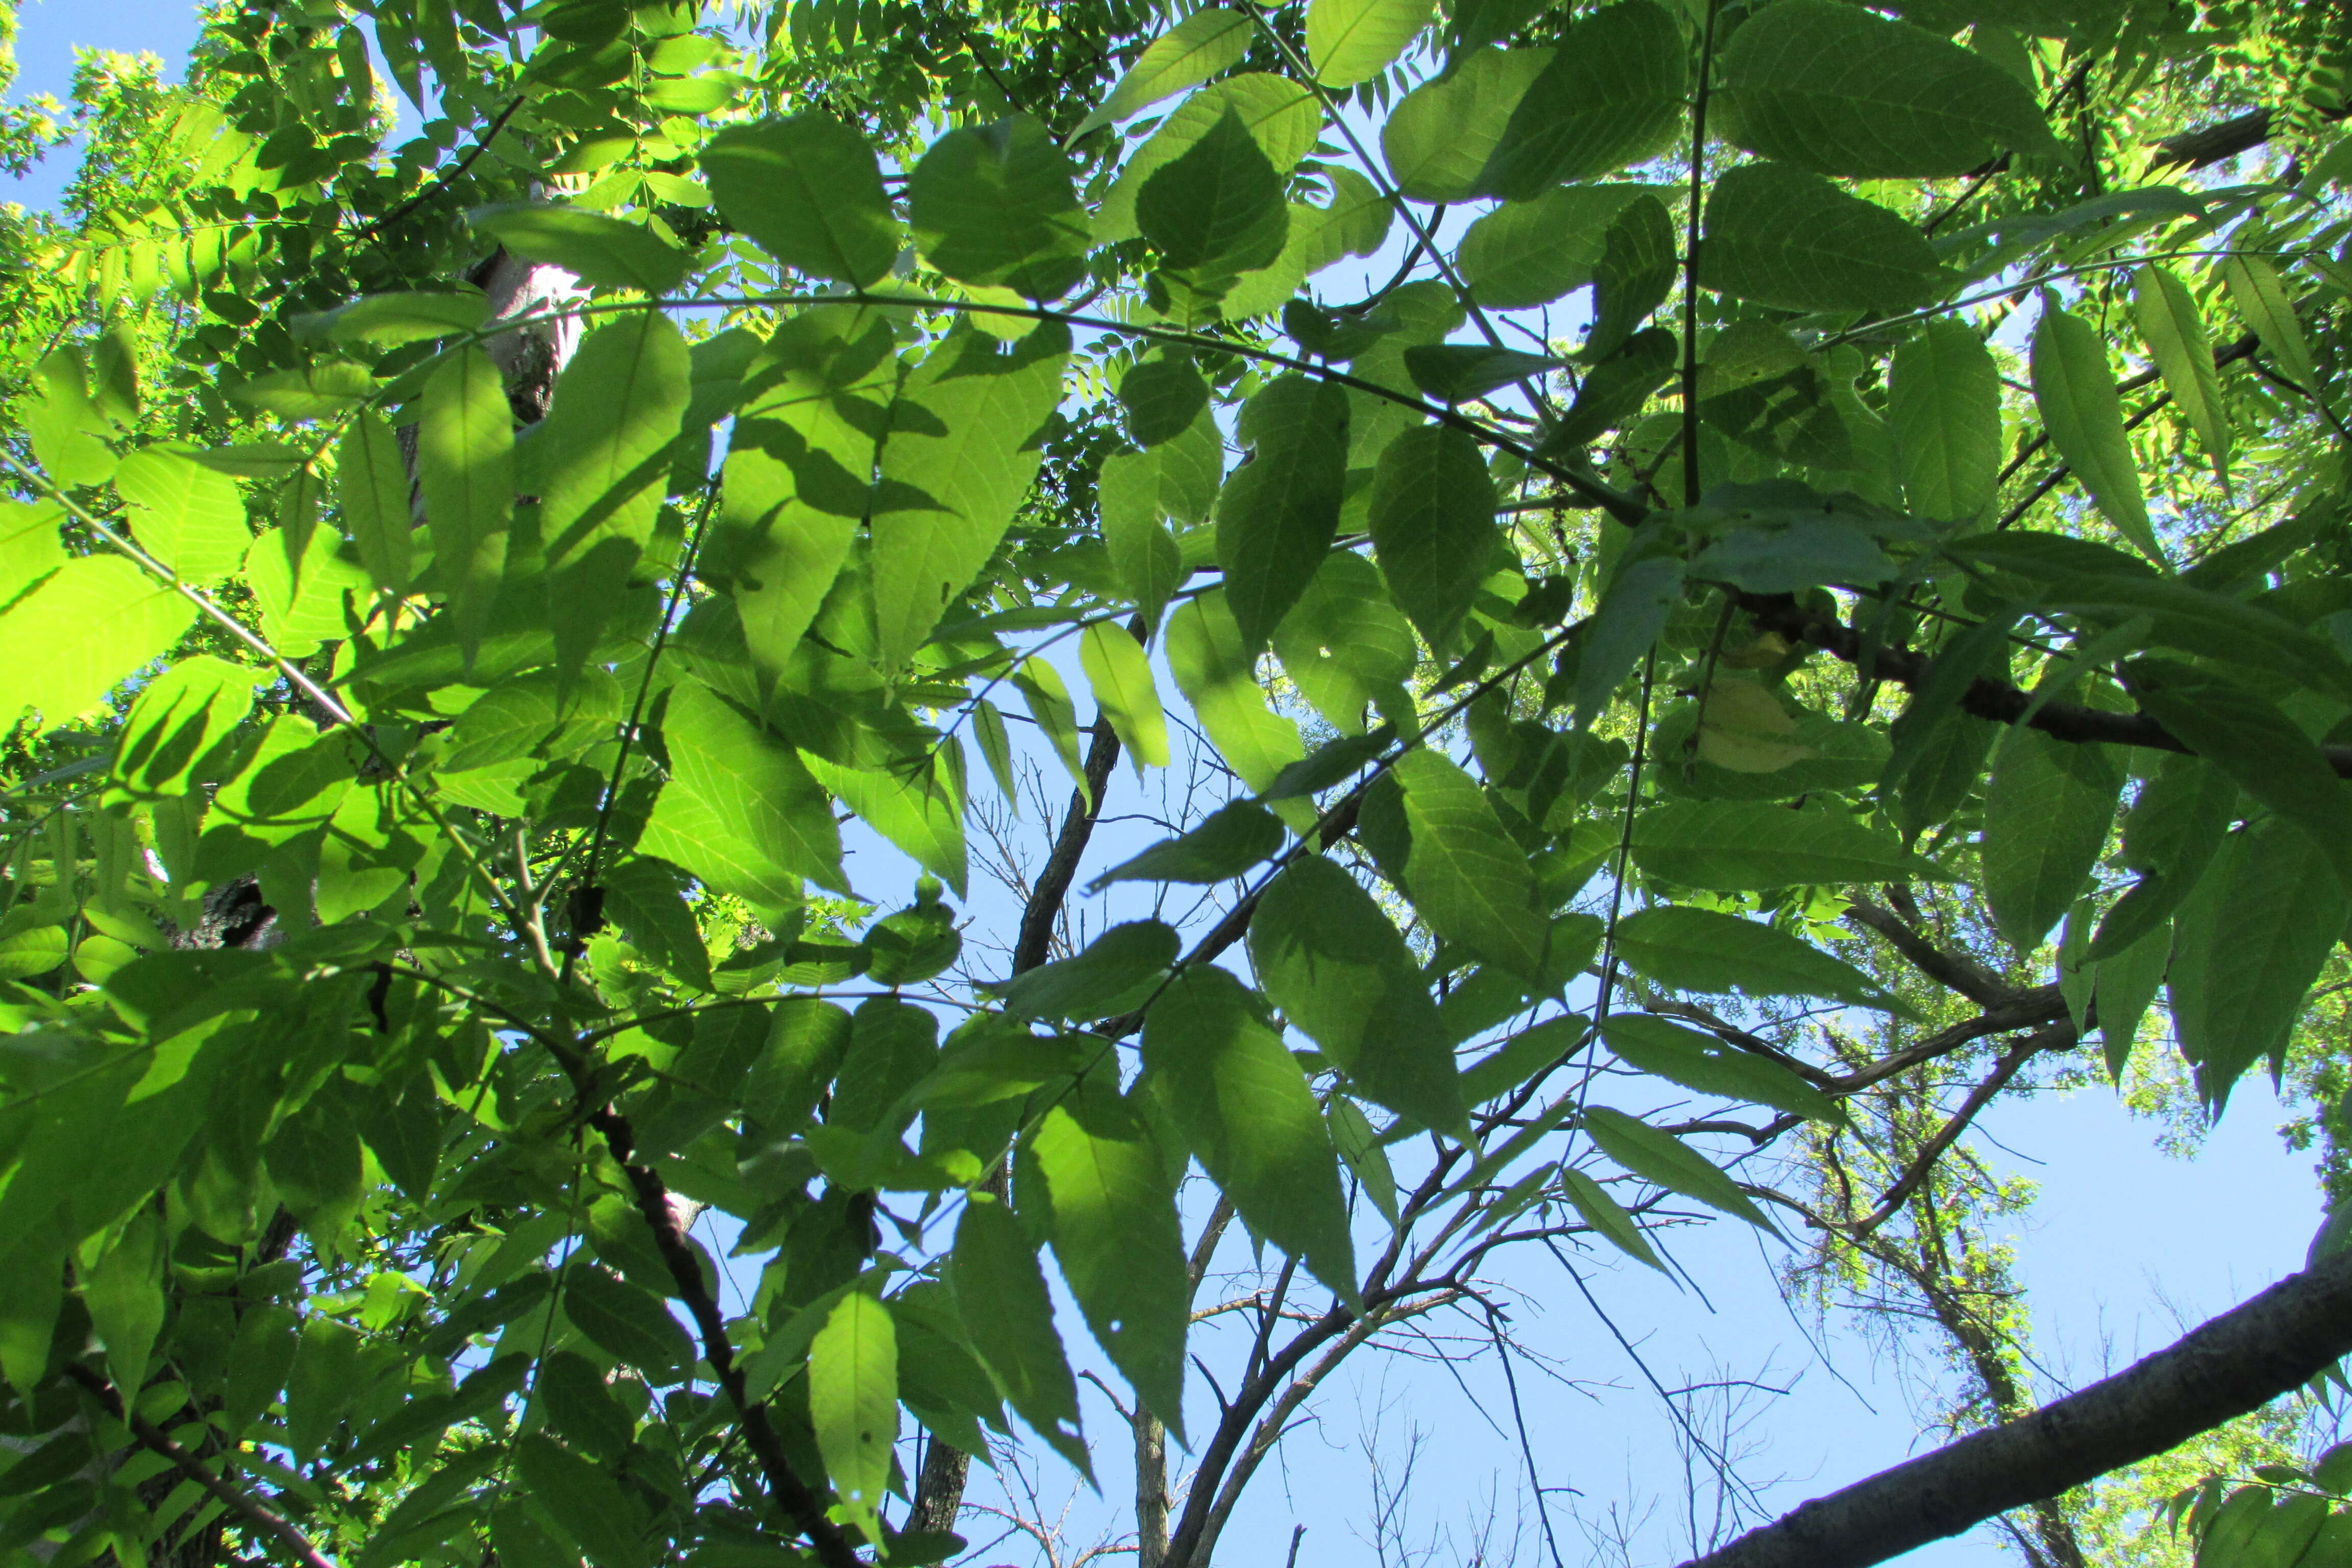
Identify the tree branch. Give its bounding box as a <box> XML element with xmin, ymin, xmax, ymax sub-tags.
<box><xmin>584</xmin><ymin>1106</ymin><xmax>863</xmax><ymax>1568</ymax></box>
<box><xmin>1732</xmin><ymin>591</ymin><xmax>2352</xmax><ymax>778</ymax></box>
<box><xmin>62</xmin><ymin>1364</ymin><xmax>335</xmax><ymax>1568</ymax></box>
<box><xmin>1682</xmin><ymin>1237</ymin><xmax>2352</xmax><ymax>1568</ymax></box>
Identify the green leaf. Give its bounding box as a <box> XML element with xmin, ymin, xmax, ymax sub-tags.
<box><xmin>1081</xmin><ymin>620</ymin><xmax>1170</xmax><ymax>767</ymax></box>
<box><xmin>1694</xmin><ymin>326</ymin><xmax>1852</xmax><ymax>469</ymax></box>
<box><xmin>1309</xmin><ymin>0</ymin><xmax>1434</xmax><ymax>86</ymax></box>
<box><xmin>295</xmin><ymin>291</ymin><xmax>489</xmax><ymax>347</ymax></box>
<box><xmin>1458</xmin><ymin>184</ymin><xmax>1649</xmax><ymax>308</ymax></box>
<box><xmin>641</xmin><ymin>681</ymin><xmax>844</xmax><ymax>911</ymax></box>
<box><xmin>1586</xmin><ymin>194</ymin><xmax>1677</xmax><ymax>361</ymax></box>
<box><xmin>1600</xmin><ymin>1015</ymin><xmax>1843</xmax><ymax>1124</ymax></box>
<box><xmin>1394</xmin><ymin>749</ymin><xmax>1547</xmax><ymax>979</ymax></box>
<box><xmin>1271</xmin><ymin>552</ymin><xmax>1417</xmax><ymax>734</ymax></box>
<box><xmin>115</xmin><ymin>446</ymin><xmax>248</xmax><ymax>585</ymax></box>
<box><xmin>1031</xmin><ymin>1078</ymin><xmax>1190</xmax><ymax>1438</ymax></box>
<box><xmin>1581</xmin><ymin>1106</ymin><xmax>1776</xmax><ymax>1231</ymax></box>
<box><xmin>1119</xmin><ymin>357</ymin><xmax>1211</xmax><ymax>448</ymax></box>
<box><xmin>1004</xmin><ymin>920</ymin><xmax>1179</xmax><ymax>1020</ymax></box>
<box><xmin>285</xmin><ymin>1316</ymin><xmax>360</xmax><ymax>1465</ymax></box>
<box><xmin>1614</xmin><ymin>905</ymin><xmax>1905</xmax><ymax>1011</ymax></box>
<box><xmin>912</xmin><ymin>114</ymin><xmax>1090</xmax><ymax>299</ymax></box>
<box><xmin>1477</xmin><ymin>2</ymin><xmax>1687</xmax><ymax>198</ymax></box>
<box><xmin>1216</xmin><ymin>375</ymin><xmax>1350</xmax><ymax>650</ymax></box>
<box><xmin>712</xmin><ymin>306</ymin><xmax>898</xmax><ymax>683</ymax></box>
<box><xmin>1700</xmin><ymin>163</ymin><xmax>1944</xmax><ymax>313</ymax></box>
<box><xmin>2170</xmin><ymin>819</ymin><xmax>2350</xmax><ymax>1111</ymax></box>
<box><xmin>1367</xmin><ymin>425</ymin><xmax>1502</xmax><ymax>650</ymax></box>
<box><xmin>1075</xmin><ymin>7</ymin><xmax>1254</xmax><ymax>137</ymax></box>
<box><xmin>1091</xmin><ymin>800</ymin><xmax>1286</xmax><ymax>890</ymax></box>
<box><xmin>1167</xmin><ymin>592</ymin><xmax>1308</xmax><ymax>793</ymax></box>
<box><xmin>335</xmin><ymin>412</ymin><xmax>413</xmax><ymax>594</ymax></box>
<box><xmin>1558</xmin><ymin>1167</ymin><xmax>1665</xmax><ymax>1271</ymax></box>
<box><xmin>801</xmin><ymin>726</ymin><xmax>970</xmax><ymax>897</ymax></box>
<box><xmin>810</xmin><ymin>1293</ymin><xmax>896</xmax><ymax>1542</ymax></box>
<box><xmin>228</xmin><ymin>360</ymin><xmax>376</xmax><ymax>420</ymax></box>
<box><xmin>603</xmin><ymin>857</ymin><xmax>716</xmax><ymax>992</ymax></box>
<box><xmin>702</xmin><ymin>114</ymin><xmax>900</xmax><ymax>287</ymax></box>
<box><xmin>1329</xmin><ymin>1096</ymin><xmax>1399</xmax><ymax>1223</ymax></box>
<box><xmin>112</xmin><ymin>655</ymin><xmax>265</xmax><ymax>800</ymax></box>
<box><xmin>2031</xmin><ymin>571</ymin><xmax>2352</xmax><ymax>701</ymax></box>
<box><xmin>1715</xmin><ymin>0</ymin><xmax>2061</xmax><ymax>176</ymax></box>
<box><xmin>1251</xmin><ymin>854</ymin><xmax>1466</xmax><ymax>1134</ymax></box>
<box><xmin>0</xmin><ymin>557</ymin><xmax>192</xmax><ymax>737</ymax></box>
<box><xmin>872</xmin><ymin>323</ymin><xmax>1071</xmax><ymax>668</ymax></box>
<box><xmin>244</xmin><ymin>522</ymin><xmax>373</xmax><ymax>658</ymax></box>
<box><xmin>1630</xmin><ymin>800</ymin><xmax>1946</xmax><ymax>889</ymax></box>
<box><xmin>82</xmin><ymin>1212</ymin><xmax>163</xmax><ymax>1389</ymax></box>
<box><xmin>2132</xmin><ymin>263</ymin><xmax>2231</xmax><ymax>475</ymax></box>
<box><xmin>418</xmin><ymin>346</ymin><xmax>514</xmax><ymax>665</ymax></box>
<box><xmin>1142</xmin><ymin>966</ymin><xmax>1357</xmax><ymax>1299</ymax></box>
<box><xmin>1381</xmin><ymin>47</ymin><xmax>1551</xmax><ymax>203</ymax></box>
<box><xmin>2221</xmin><ymin>253</ymin><xmax>2319</xmax><ymax>393</ymax></box>
<box><xmin>1890</xmin><ymin>319</ymin><xmax>2001</xmax><ymax>523</ymax></box>
<box><xmin>440</xmin><ymin>668</ymin><xmax>621</xmax><ymax>770</ymax></box>
<box><xmin>1403</xmin><ymin>345</ymin><xmax>1565</xmax><ymax>403</ymax></box>
<box><xmin>468</xmin><ymin>203</ymin><xmax>689</xmax><ymax>293</ymax></box>
<box><xmin>564</xmin><ymin>1267</ymin><xmax>695</xmax><ymax>1380</ymax></box>
<box><xmin>2124</xmin><ymin>661</ymin><xmax>2352</xmax><ymax>896</ymax></box>
<box><xmin>950</xmin><ymin>1197</ymin><xmax>1091</xmax><ymax>1476</ymax></box>
<box><xmin>1098</xmin><ymin>452</ymin><xmax>1187</xmax><ymax>629</ymax></box>
<box><xmin>2030</xmin><ymin>298</ymin><xmax>2158</xmax><ymax>561</ymax></box>
<box><xmin>1575</xmin><ymin>552</ymin><xmax>1683</xmax><ymax>727</ymax></box>
<box><xmin>1552</xmin><ymin>327</ymin><xmax>1678</xmax><ymax>449</ymax></box>
<box><xmin>530</xmin><ymin>312</ymin><xmax>691</xmax><ymax>571</ymax></box>
<box><xmin>1981</xmin><ymin>724</ymin><xmax>2123</xmax><ymax>951</ymax></box>
<box><xmin>1137</xmin><ymin>106</ymin><xmax>1290</xmax><ymax>275</ymax></box>
<box><xmin>513</xmin><ymin>1434</ymin><xmax>650</xmax><ymax>1568</ymax></box>
<box><xmin>27</xmin><ymin>349</ymin><xmax>114</xmax><ymax>486</ymax></box>
<box><xmin>1098</xmin><ymin>75</ymin><xmax>1323</xmax><ymax>242</ymax></box>
<box><xmin>746</xmin><ymin>999</ymin><xmax>852</xmax><ymax>1133</ymax></box>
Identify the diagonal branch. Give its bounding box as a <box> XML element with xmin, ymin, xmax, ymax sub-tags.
<box><xmin>1682</xmin><ymin>1237</ymin><xmax>2352</xmax><ymax>1568</ymax></box>
<box><xmin>63</xmin><ymin>1364</ymin><xmax>336</xmax><ymax>1568</ymax></box>
<box><xmin>1841</xmin><ymin>1023</ymin><xmax>2076</xmax><ymax>1239</ymax></box>
<box><xmin>583</xmin><ymin>1104</ymin><xmax>862</xmax><ymax>1568</ymax></box>
<box><xmin>1843</xmin><ymin>897</ymin><xmax>2016</xmax><ymax>1009</ymax></box>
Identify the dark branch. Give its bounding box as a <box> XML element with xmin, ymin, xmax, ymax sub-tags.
<box><xmin>585</xmin><ymin>1106</ymin><xmax>863</xmax><ymax>1568</ymax></box>
<box><xmin>63</xmin><ymin>1364</ymin><xmax>336</xmax><ymax>1568</ymax></box>
<box><xmin>1733</xmin><ymin>592</ymin><xmax>2352</xmax><ymax>778</ymax></box>
<box><xmin>1682</xmin><ymin>1238</ymin><xmax>2352</xmax><ymax>1568</ymax></box>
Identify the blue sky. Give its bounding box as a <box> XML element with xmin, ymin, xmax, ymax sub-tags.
<box><xmin>2</xmin><ymin>3</ymin><xmax>2332</xmax><ymax>1561</ymax></box>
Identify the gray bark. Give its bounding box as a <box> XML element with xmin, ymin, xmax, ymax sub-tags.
<box><xmin>1685</xmin><ymin>1240</ymin><xmax>2352</xmax><ymax>1568</ymax></box>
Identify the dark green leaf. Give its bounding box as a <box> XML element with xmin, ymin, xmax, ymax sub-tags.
<box><xmin>1586</xmin><ymin>194</ymin><xmax>1677</xmax><ymax>360</ymax></box>
<box><xmin>1700</xmin><ymin>163</ymin><xmax>1944</xmax><ymax>313</ymax></box>
<box><xmin>1251</xmin><ymin>854</ymin><xmax>1466</xmax><ymax>1134</ymax></box>
<box><xmin>1394</xmin><ymin>749</ymin><xmax>1547</xmax><ymax>979</ymax></box>
<box><xmin>950</xmin><ymin>1198</ymin><xmax>1091</xmax><ymax>1476</ymax></box>
<box><xmin>1142</xmin><ymin>966</ymin><xmax>1357</xmax><ymax>1299</ymax></box>
<box><xmin>1600</xmin><ymin>1015</ymin><xmax>1844</xmax><ymax>1123</ymax></box>
<box><xmin>1715</xmin><ymin>0</ymin><xmax>2062</xmax><ymax>176</ymax></box>
<box><xmin>1003</xmin><ymin>921</ymin><xmax>1180</xmax><ymax>1020</ymax></box>
<box><xmin>1581</xmin><ymin>1106</ymin><xmax>1776</xmax><ymax>1231</ymax></box>
<box><xmin>702</xmin><ymin>114</ymin><xmax>900</xmax><ymax>287</ymax></box>
<box><xmin>1630</xmin><ymin>800</ymin><xmax>1946</xmax><ymax>889</ymax></box>
<box><xmin>1982</xmin><ymin>726</ymin><xmax>2123</xmax><ymax>951</ymax></box>
<box><xmin>1216</xmin><ymin>375</ymin><xmax>1351</xmax><ymax>650</ymax></box>
<box><xmin>564</xmin><ymin>1267</ymin><xmax>695</xmax><ymax>1380</ymax></box>
<box><xmin>1090</xmin><ymin>801</ymin><xmax>1286</xmax><ymax>890</ymax></box>
<box><xmin>1477</xmin><ymin>2</ymin><xmax>1687</xmax><ymax>198</ymax></box>
<box><xmin>1614</xmin><ymin>905</ymin><xmax>1905</xmax><ymax>1011</ymax></box>
<box><xmin>1891</xmin><ymin>319</ymin><xmax>2001</xmax><ymax>523</ymax></box>
<box><xmin>1368</xmin><ymin>424</ymin><xmax>1502</xmax><ymax>649</ymax></box>
<box><xmin>469</xmin><ymin>203</ymin><xmax>689</xmax><ymax>293</ymax></box>
<box><xmin>1032</xmin><ymin>1077</ymin><xmax>1189</xmax><ymax>1438</ymax></box>
<box><xmin>1137</xmin><ymin>107</ymin><xmax>1290</xmax><ymax>275</ymax></box>
<box><xmin>911</xmin><ymin>115</ymin><xmax>1090</xmax><ymax>298</ymax></box>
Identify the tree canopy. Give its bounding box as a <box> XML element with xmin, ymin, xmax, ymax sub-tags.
<box><xmin>3</xmin><ymin>0</ymin><xmax>2352</xmax><ymax>1564</ymax></box>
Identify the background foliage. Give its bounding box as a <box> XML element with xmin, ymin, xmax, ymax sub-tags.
<box><xmin>3</xmin><ymin>0</ymin><xmax>2352</xmax><ymax>1563</ymax></box>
